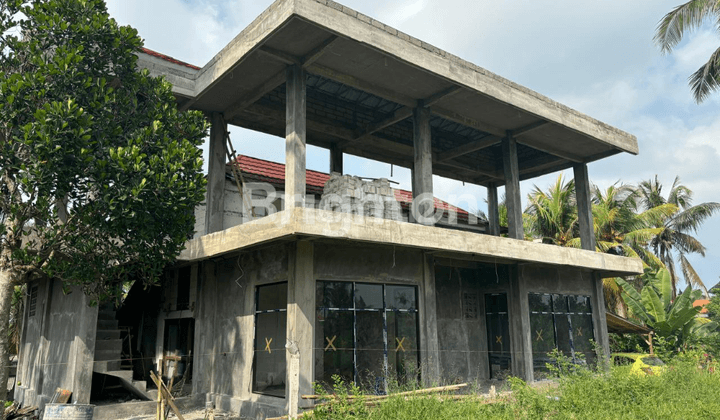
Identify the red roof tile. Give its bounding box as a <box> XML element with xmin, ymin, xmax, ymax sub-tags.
<box><xmin>231</xmin><ymin>155</ymin><xmax>470</xmax><ymax>219</ymax></box>
<box><xmin>694</xmin><ymin>299</ymin><xmax>710</xmax><ymax>314</ymax></box>
<box><xmin>140</xmin><ymin>47</ymin><xmax>201</xmax><ymax>71</ymax></box>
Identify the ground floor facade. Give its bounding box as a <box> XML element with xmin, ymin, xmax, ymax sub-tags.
<box><xmin>14</xmin><ymin>209</ymin><xmax>641</xmax><ymax>419</ymax></box>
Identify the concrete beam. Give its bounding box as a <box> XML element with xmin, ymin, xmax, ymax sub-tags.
<box><xmin>301</xmin><ymin>35</ymin><xmax>340</xmax><ymax>67</ymax></box>
<box><xmin>413</xmin><ymin>105</ymin><xmax>434</xmax><ymax>226</ymax></box>
<box><xmin>329</xmin><ymin>143</ymin><xmax>343</xmax><ymax>174</ymax></box>
<box><xmin>436</xmin><ymin>135</ymin><xmax>500</xmax><ymax>162</ymax></box>
<box><xmin>573</xmin><ymin>163</ymin><xmax>596</xmax><ymax>251</ymax></box>
<box><xmin>205</xmin><ymin>113</ymin><xmax>226</xmax><ymax>234</ymax></box>
<box><xmin>258</xmin><ymin>45</ymin><xmax>302</xmax><ymax>66</ymax></box>
<box><xmin>517</xmin><ymin>139</ymin><xmax>583</xmax><ymax>163</ymax></box>
<box><xmin>177</xmin><ymin>207</ymin><xmax>645</xmax><ymax>278</ymax></box>
<box><xmin>432</xmin><ymin>107</ymin><xmax>506</xmax><ymax>138</ymax></box>
<box><xmin>223</xmin><ymin>69</ymin><xmax>286</xmax><ymax>120</ymax></box>
<box><xmin>510</xmin><ymin>120</ymin><xmax>549</xmax><ymax>137</ymax></box>
<box><xmin>487</xmin><ymin>183</ymin><xmax>500</xmax><ymax>236</ymax></box>
<box><xmin>423</xmin><ymin>85</ymin><xmax>462</xmax><ymax>107</ymax></box>
<box><xmin>502</xmin><ymin>135</ymin><xmax>523</xmax><ymax>240</ymax></box>
<box><xmin>285</xmin><ymin>65</ymin><xmax>307</xmax><ymax>209</ymax></box>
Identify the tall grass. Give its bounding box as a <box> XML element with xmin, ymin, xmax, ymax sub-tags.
<box><xmin>305</xmin><ymin>355</ymin><xmax>720</xmax><ymax>419</ymax></box>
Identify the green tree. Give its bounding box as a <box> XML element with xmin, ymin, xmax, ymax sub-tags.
<box><xmin>525</xmin><ymin>174</ymin><xmax>577</xmax><ymax>246</ymax></box>
<box><xmin>655</xmin><ymin>0</ymin><xmax>720</xmax><ymax>103</ymax></box>
<box><xmin>617</xmin><ymin>268</ymin><xmax>717</xmax><ymax>352</ymax></box>
<box><xmin>637</xmin><ymin>176</ymin><xmax>720</xmax><ymax>298</ymax></box>
<box><xmin>0</xmin><ymin>0</ymin><xmax>207</xmax><ymax>400</ymax></box>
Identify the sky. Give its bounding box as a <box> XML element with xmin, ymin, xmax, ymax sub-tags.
<box><xmin>106</xmin><ymin>0</ymin><xmax>719</xmax><ymax>290</ymax></box>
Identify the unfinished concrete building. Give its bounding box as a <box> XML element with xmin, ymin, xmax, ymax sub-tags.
<box><xmin>15</xmin><ymin>0</ymin><xmax>643</xmax><ymax>418</ymax></box>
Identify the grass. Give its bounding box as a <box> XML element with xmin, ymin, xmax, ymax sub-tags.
<box><xmin>305</xmin><ymin>357</ymin><xmax>720</xmax><ymax>419</ymax></box>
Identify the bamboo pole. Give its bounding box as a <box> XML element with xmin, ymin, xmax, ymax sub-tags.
<box><xmin>301</xmin><ymin>383</ymin><xmax>468</xmax><ymax>401</ymax></box>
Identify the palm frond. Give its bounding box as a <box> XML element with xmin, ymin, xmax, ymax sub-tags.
<box><xmin>689</xmin><ymin>44</ymin><xmax>720</xmax><ymax>102</ymax></box>
<box><xmin>670</xmin><ymin>202</ymin><xmax>720</xmax><ymax>233</ymax></box>
<box><xmin>668</xmin><ymin>176</ymin><xmax>693</xmax><ymax>209</ymax></box>
<box><xmin>680</xmin><ymin>254</ymin><xmax>708</xmax><ymax>296</ymax></box>
<box><xmin>654</xmin><ymin>0</ymin><xmax>720</xmax><ymax>53</ymax></box>
<box><xmin>672</xmin><ymin>230</ymin><xmax>707</xmax><ymax>255</ymax></box>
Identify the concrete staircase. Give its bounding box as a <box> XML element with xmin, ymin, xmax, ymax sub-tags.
<box><xmin>93</xmin><ymin>304</ymin><xmax>149</xmax><ymax>399</ymax></box>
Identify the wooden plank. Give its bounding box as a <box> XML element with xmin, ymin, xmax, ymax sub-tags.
<box><xmin>150</xmin><ymin>371</ymin><xmax>186</xmax><ymax>420</ymax></box>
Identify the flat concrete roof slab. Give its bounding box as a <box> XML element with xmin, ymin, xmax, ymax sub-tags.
<box><xmin>139</xmin><ymin>0</ymin><xmax>639</xmax><ymax>185</ymax></box>
<box><xmin>179</xmin><ymin>208</ymin><xmax>644</xmax><ymax>278</ymax></box>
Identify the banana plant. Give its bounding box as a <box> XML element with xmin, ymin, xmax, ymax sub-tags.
<box><xmin>616</xmin><ymin>268</ymin><xmax>717</xmax><ymax>343</ymax></box>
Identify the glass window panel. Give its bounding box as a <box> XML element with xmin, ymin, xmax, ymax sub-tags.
<box><xmin>529</xmin><ymin>293</ymin><xmax>552</xmax><ymax>313</ymax></box>
<box><xmin>257</xmin><ymin>283</ymin><xmax>288</xmax><ymax>311</ymax></box>
<box><xmin>355</xmin><ymin>283</ymin><xmax>383</xmax><ymax>309</ymax></box>
<box><xmin>386</xmin><ymin>285</ymin><xmax>416</xmax><ymax>310</ymax></box>
<box><xmin>316</xmin><ymin>281</ymin><xmax>353</xmax><ymax>309</ymax></box>
<box><xmin>552</xmin><ymin>294</ymin><xmax>568</xmax><ymax>313</ymax></box>
<box><xmin>356</xmin><ymin>311</ymin><xmax>385</xmax><ymax>390</ymax></box>
<box><xmin>569</xmin><ymin>295</ymin><xmax>591</xmax><ymax>314</ymax></box>
<box><xmin>485</xmin><ymin>293</ymin><xmax>507</xmax><ymax>313</ymax></box>
<box><xmin>315</xmin><ymin>310</ymin><xmax>354</xmax><ymax>386</ymax></box>
<box><xmin>554</xmin><ymin>315</ymin><xmax>572</xmax><ymax>356</ymax></box>
<box><xmin>530</xmin><ymin>313</ymin><xmax>555</xmax><ymax>378</ymax></box>
<box><xmin>253</xmin><ymin>311</ymin><xmax>287</xmax><ymax>396</ymax></box>
<box><xmin>387</xmin><ymin>312</ymin><xmax>419</xmax><ymax>383</ymax></box>
<box><xmin>485</xmin><ymin>294</ymin><xmax>511</xmax><ymax>380</ymax></box>
<box><xmin>570</xmin><ymin>314</ymin><xmax>594</xmax><ymax>353</ymax></box>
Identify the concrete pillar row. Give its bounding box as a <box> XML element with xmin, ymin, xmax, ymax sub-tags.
<box><xmin>412</xmin><ymin>105</ymin><xmax>434</xmax><ymax>226</ymax></box>
<box><xmin>285</xmin><ymin>65</ymin><xmax>307</xmax><ymax>210</ymax></box>
<box><xmin>329</xmin><ymin>143</ymin><xmax>343</xmax><ymax>174</ymax></box>
<box><xmin>573</xmin><ymin>163</ymin><xmax>596</xmax><ymax>251</ymax></box>
<box><xmin>502</xmin><ymin>134</ymin><xmax>523</xmax><ymax>240</ymax></box>
<box><xmin>487</xmin><ymin>183</ymin><xmax>500</xmax><ymax>236</ymax></box>
<box><xmin>205</xmin><ymin>113</ymin><xmax>227</xmax><ymax>234</ymax></box>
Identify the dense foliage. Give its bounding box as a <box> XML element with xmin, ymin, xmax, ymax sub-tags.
<box><xmin>0</xmin><ymin>0</ymin><xmax>207</xmax><ymax>400</ymax></box>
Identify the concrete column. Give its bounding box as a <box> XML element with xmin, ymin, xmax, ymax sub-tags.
<box><xmin>508</xmin><ymin>266</ymin><xmax>533</xmax><ymax>382</ymax></box>
<box><xmin>329</xmin><ymin>144</ymin><xmax>343</xmax><ymax>174</ymax></box>
<box><xmin>573</xmin><ymin>163</ymin><xmax>596</xmax><ymax>251</ymax></box>
<box><xmin>205</xmin><ymin>113</ymin><xmax>226</xmax><ymax>234</ymax></box>
<box><xmin>420</xmin><ymin>253</ymin><xmax>440</xmax><ymax>385</ymax></box>
<box><xmin>286</xmin><ymin>241</ymin><xmax>314</xmax><ymax>412</ymax></box>
<box><xmin>487</xmin><ymin>182</ymin><xmax>500</xmax><ymax>236</ymax></box>
<box><xmin>590</xmin><ymin>272</ymin><xmax>610</xmax><ymax>367</ymax></box>
<box><xmin>412</xmin><ymin>105</ymin><xmax>434</xmax><ymax>226</ymax></box>
<box><xmin>502</xmin><ymin>134</ymin><xmax>523</xmax><ymax>240</ymax></box>
<box><xmin>285</xmin><ymin>65</ymin><xmax>307</xmax><ymax>210</ymax></box>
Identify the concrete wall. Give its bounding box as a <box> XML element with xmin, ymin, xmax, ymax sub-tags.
<box><xmin>15</xmin><ymin>279</ymin><xmax>98</xmax><ymax>408</ymax></box>
<box><xmin>192</xmin><ymin>243</ymin><xmax>289</xmax><ymax>419</ymax></box>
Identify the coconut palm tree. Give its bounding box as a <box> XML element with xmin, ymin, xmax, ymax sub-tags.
<box><xmin>654</xmin><ymin>0</ymin><xmax>720</xmax><ymax>103</ymax></box>
<box><xmin>525</xmin><ymin>174</ymin><xmax>577</xmax><ymax>246</ymax></box>
<box><xmin>637</xmin><ymin>176</ymin><xmax>720</xmax><ymax>298</ymax></box>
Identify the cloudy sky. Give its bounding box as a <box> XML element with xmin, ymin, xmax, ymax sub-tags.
<box><xmin>106</xmin><ymin>0</ymin><xmax>719</xmax><ymax>289</ymax></box>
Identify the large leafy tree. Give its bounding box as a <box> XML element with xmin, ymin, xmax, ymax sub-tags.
<box><xmin>655</xmin><ymin>0</ymin><xmax>720</xmax><ymax>103</ymax></box>
<box><xmin>637</xmin><ymin>176</ymin><xmax>720</xmax><ymax>298</ymax></box>
<box><xmin>0</xmin><ymin>0</ymin><xmax>207</xmax><ymax>400</ymax></box>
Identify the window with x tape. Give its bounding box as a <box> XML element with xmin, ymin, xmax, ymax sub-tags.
<box><xmin>315</xmin><ymin>281</ymin><xmax>419</xmax><ymax>392</ymax></box>
<box><xmin>252</xmin><ymin>282</ymin><xmax>287</xmax><ymax>397</ymax></box>
<box><xmin>528</xmin><ymin>293</ymin><xmax>594</xmax><ymax>378</ymax></box>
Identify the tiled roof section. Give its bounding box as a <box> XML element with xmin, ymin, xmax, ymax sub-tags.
<box><xmin>231</xmin><ymin>155</ymin><xmax>470</xmax><ymax>219</ymax></box>
<box><xmin>693</xmin><ymin>299</ymin><xmax>710</xmax><ymax>314</ymax></box>
<box><xmin>140</xmin><ymin>47</ymin><xmax>201</xmax><ymax>71</ymax></box>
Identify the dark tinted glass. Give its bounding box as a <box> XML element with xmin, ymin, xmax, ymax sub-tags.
<box><xmin>386</xmin><ymin>285</ymin><xmax>416</xmax><ymax>310</ymax></box>
<box><xmin>257</xmin><ymin>282</ymin><xmax>287</xmax><ymax>311</ymax></box>
<box><xmin>569</xmin><ymin>295</ymin><xmax>591</xmax><ymax>313</ymax></box>
<box><xmin>316</xmin><ymin>281</ymin><xmax>353</xmax><ymax>308</ymax></box>
<box><xmin>552</xmin><ymin>294</ymin><xmax>568</xmax><ymax>313</ymax></box>
<box><xmin>529</xmin><ymin>293</ymin><xmax>552</xmax><ymax>313</ymax></box>
<box><xmin>253</xmin><ymin>311</ymin><xmax>287</xmax><ymax>396</ymax></box>
<box><xmin>355</xmin><ymin>283</ymin><xmax>383</xmax><ymax>309</ymax></box>
<box><xmin>485</xmin><ymin>293</ymin><xmax>508</xmax><ymax>313</ymax></box>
